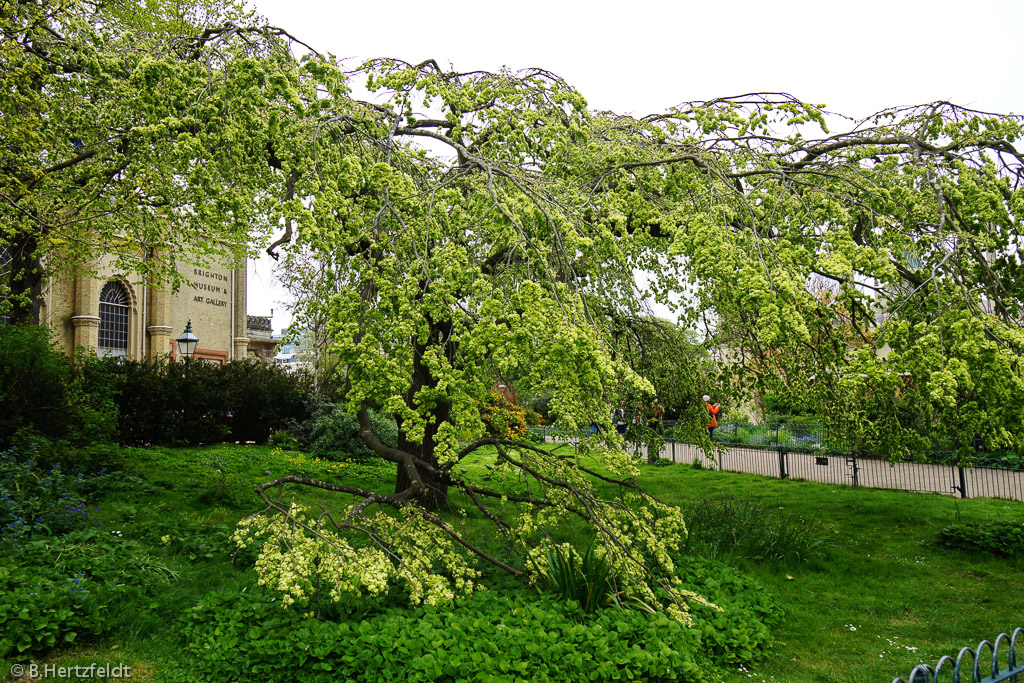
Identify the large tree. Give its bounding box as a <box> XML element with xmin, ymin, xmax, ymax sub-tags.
<box><xmin>244</xmin><ymin>46</ymin><xmax>1024</xmax><ymax>617</ymax></box>
<box><xmin>594</xmin><ymin>96</ymin><xmax>1024</xmax><ymax>459</ymax></box>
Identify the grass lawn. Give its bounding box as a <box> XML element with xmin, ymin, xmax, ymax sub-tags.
<box><xmin>3</xmin><ymin>442</ymin><xmax>1021</xmax><ymax>683</ymax></box>
<box><xmin>639</xmin><ymin>467</ymin><xmax>1024</xmax><ymax>683</ymax></box>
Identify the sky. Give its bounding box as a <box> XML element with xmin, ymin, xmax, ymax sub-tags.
<box><xmin>246</xmin><ymin>0</ymin><xmax>1024</xmax><ymax>332</ymax></box>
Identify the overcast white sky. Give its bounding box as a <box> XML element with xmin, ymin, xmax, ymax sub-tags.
<box><xmin>246</xmin><ymin>0</ymin><xmax>1024</xmax><ymax>332</ymax></box>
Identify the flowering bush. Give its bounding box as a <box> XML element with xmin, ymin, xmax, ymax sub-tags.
<box><xmin>480</xmin><ymin>393</ymin><xmax>527</xmax><ymax>439</ymax></box>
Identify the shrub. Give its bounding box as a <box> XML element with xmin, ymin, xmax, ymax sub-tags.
<box><xmin>268</xmin><ymin>429</ymin><xmax>299</xmax><ymax>448</ymax></box>
<box><xmin>523</xmin><ymin>407</ymin><xmax>545</xmax><ymax>426</ymax></box>
<box><xmin>524</xmin><ymin>428</ymin><xmax>546</xmax><ymax>445</ymax></box>
<box><xmin>480</xmin><ymin>393</ymin><xmax>527</xmax><ymax>439</ymax></box>
<box><xmin>293</xmin><ymin>397</ymin><xmax>398</xmax><ymax>461</ymax></box>
<box><xmin>111</xmin><ymin>359</ymin><xmax>230</xmax><ymax>445</ymax></box>
<box><xmin>0</xmin><ymin>325</ymin><xmax>118</xmax><ymax>448</ymax></box>
<box><xmin>220</xmin><ymin>361</ymin><xmax>311</xmax><ymax>443</ymax></box>
<box><xmin>109</xmin><ymin>359</ymin><xmax>311</xmax><ymax>446</ymax></box>
<box><xmin>937</xmin><ymin>520</ymin><xmax>1024</xmax><ymax>557</ymax></box>
<box><xmin>0</xmin><ymin>325</ymin><xmax>73</xmax><ymax>447</ymax></box>
<box><xmin>525</xmin><ymin>392</ymin><xmax>555</xmax><ymax>423</ymax></box>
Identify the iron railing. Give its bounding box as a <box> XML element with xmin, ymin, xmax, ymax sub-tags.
<box><xmin>891</xmin><ymin>627</ymin><xmax>1023</xmax><ymax>683</ymax></box>
<box><xmin>528</xmin><ymin>422</ymin><xmax>1024</xmax><ymax>502</ymax></box>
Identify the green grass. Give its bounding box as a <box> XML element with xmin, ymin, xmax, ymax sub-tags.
<box><xmin>3</xmin><ymin>443</ymin><xmax>1022</xmax><ymax>683</ymax></box>
<box><xmin>637</xmin><ymin>465</ymin><xmax>1024</xmax><ymax>683</ymax></box>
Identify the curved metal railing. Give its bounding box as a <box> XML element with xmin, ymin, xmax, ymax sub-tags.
<box><xmin>891</xmin><ymin>627</ymin><xmax>1023</xmax><ymax>683</ymax></box>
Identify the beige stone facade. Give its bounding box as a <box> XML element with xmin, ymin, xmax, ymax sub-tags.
<box><xmin>41</xmin><ymin>255</ymin><xmax>256</xmax><ymax>364</ymax></box>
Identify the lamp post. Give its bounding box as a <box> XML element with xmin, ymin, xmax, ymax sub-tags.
<box><xmin>176</xmin><ymin>320</ymin><xmax>198</xmax><ymax>360</ymax></box>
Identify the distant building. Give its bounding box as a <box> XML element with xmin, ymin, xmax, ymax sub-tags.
<box><xmin>246</xmin><ymin>315</ymin><xmax>280</xmax><ymax>362</ymax></box>
<box><xmin>273</xmin><ymin>330</ymin><xmax>311</xmax><ymax>373</ymax></box>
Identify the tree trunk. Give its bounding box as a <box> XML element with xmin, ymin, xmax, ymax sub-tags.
<box><xmin>393</xmin><ymin>319</ymin><xmax>455</xmax><ymax>511</ymax></box>
<box><xmin>395</xmin><ymin>422</ymin><xmax>450</xmax><ymax>511</ymax></box>
<box><xmin>4</xmin><ymin>231</ymin><xmax>44</xmax><ymax>325</ymax></box>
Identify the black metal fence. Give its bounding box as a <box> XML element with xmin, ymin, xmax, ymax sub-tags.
<box><xmin>530</xmin><ymin>422</ymin><xmax>1024</xmax><ymax>503</ymax></box>
<box><xmin>891</xmin><ymin>627</ymin><xmax>1023</xmax><ymax>683</ymax></box>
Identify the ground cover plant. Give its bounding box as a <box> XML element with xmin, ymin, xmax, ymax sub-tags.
<box><xmin>2</xmin><ymin>442</ymin><xmax>1022</xmax><ymax>683</ymax></box>
<box><xmin>937</xmin><ymin>519</ymin><xmax>1024</xmax><ymax>558</ymax></box>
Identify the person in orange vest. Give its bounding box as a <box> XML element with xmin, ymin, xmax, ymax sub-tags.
<box><xmin>703</xmin><ymin>394</ymin><xmax>720</xmax><ymax>440</ymax></box>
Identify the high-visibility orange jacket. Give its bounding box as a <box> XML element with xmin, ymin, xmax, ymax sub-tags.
<box><xmin>706</xmin><ymin>403</ymin><xmax>720</xmax><ymax>428</ymax></box>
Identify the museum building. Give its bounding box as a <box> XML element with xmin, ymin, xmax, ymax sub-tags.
<box><xmin>37</xmin><ymin>254</ymin><xmax>272</xmax><ymax>364</ymax></box>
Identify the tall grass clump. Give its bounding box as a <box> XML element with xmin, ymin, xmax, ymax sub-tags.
<box><xmin>681</xmin><ymin>495</ymin><xmax>836</xmax><ymax>564</ymax></box>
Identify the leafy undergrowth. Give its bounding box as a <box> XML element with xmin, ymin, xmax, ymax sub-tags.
<box><xmin>1</xmin><ymin>443</ymin><xmax>1022</xmax><ymax>683</ymax></box>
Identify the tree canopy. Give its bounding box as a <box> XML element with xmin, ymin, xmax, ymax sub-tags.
<box><xmin>8</xmin><ymin>0</ymin><xmax>1024</xmax><ymax>620</ymax></box>
<box><xmin>253</xmin><ymin>50</ymin><xmax>1024</xmax><ymax>616</ymax></box>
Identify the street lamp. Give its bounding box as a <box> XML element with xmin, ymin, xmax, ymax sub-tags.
<box><xmin>176</xmin><ymin>320</ymin><xmax>198</xmax><ymax>359</ymax></box>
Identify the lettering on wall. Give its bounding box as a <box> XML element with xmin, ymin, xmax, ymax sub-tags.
<box><xmin>190</xmin><ymin>268</ymin><xmax>230</xmax><ymax>307</ymax></box>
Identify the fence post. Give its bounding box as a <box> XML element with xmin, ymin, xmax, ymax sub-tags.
<box><xmin>957</xmin><ymin>465</ymin><xmax>968</xmax><ymax>499</ymax></box>
<box><xmin>778</xmin><ymin>447</ymin><xmax>789</xmax><ymax>480</ymax></box>
<box><xmin>849</xmin><ymin>450</ymin><xmax>860</xmax><ymax>487</ymax></box>
<box><xmin>671</xmin><ymin>438</ymin><xmax>676</xmax><ymax>463</ymax></box>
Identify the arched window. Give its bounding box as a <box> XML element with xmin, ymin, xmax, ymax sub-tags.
<box><xmin>98</xmin><ymin>281</ymin><xmax>130</xmax><ymax>357</ymax></box>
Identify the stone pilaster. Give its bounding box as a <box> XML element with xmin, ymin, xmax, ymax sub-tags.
<box><xmin>148</xmin><ymin>325</ymin><xmax>174</xmax><ymax>360</ymax></box>
<box><xmin>233</xmin><ymin>264</ymin><xmax>248</xmax><ymax>360</ymax></box>
<box><xmin>72</xmin><ymin>315</ymin><xmax>101</xmax><ymax>350</ymax></box>
<box><xmin>72</xmin><ymin>268</ymin><xmax>100</xmax><ymax>351</ymax></box>
<box><xmin>147</xmin><ymin>279</ymin><xmax>172</xmax><ymax>360</ymax></box>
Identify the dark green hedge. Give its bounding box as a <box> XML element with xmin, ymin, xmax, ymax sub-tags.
<box><xmin>0</xmin><ymin>325</ymin><xmax>117</xmax><ymax>449</ymax></box>
<box><xmin>0</xmin><ymin>324</ymin><xmax>311</xmax><ymax>448</ymax></box>
<box><xmin>109</xmin><ymin>358</ymin><xmax>311</xmax><ymax>446</ymax></box>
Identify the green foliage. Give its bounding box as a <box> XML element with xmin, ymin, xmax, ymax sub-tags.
<box><xmin>675</xmin><ymin>557</ymin><xmax>784</xmax><ymax>666</ymax></box>
<box><xmin>610</xmin><ymin>319</ymin><xmax>712</xmax><ymax>425</ymax></box>
<box><xmin>219</xmin><ymin>362</ymin><xmax>312</xmax><ymax>443</ymax></box>
<box><xmin>0</xmin><ymin>325</ymin><xmax>118</xmax><ymax>448</ymax></box>
<box><xmin>523</xmin><ymin>428</ymin><xmax>547</xmax><ymax>445</ymax></box>
<box><xmin>534</xmin><ymin>541</ymin><xmax>621</xmax><ymax>613</ymax></box>
<box><xmin>109</xmin><ymin>359</ymin><xmax>311</xmax><ymax>446</ymax></box>
<box><xmin>522</xmin><ymin>406</ymin><xmax>545</xmax><ymax>426</ymax></box>
<box><xmin>0</xmin><ymin>530</ymin><xmax>172</xmax><ymax>659</ymax></box>
<box><xmin>1</xmin><ymin>0</ymin><xmax>306</xmax><ymax>320</ymax></box>
<box><xmin>763</xmin><ymin>391</ymin><xmax>818</xmax><ymax>424</ymax></box>
<box><xmin>680</xmin><ymin>496</ymin><xmax>836</xmax><ymax>564</ymax></box>
<box><xmin>0</xmin><ymin>444</ymin><xmax>105</xmax><ymax>541</ymax></box>
<box><xmin>76</xmin><ymin>471</ymin><xmax>161</xmax><ymax>502</ymax></box>
<box><xmin>525</xmin><ymin>393</ymin><xmax>556</xmax><ymax>424</ymax></box>
<box><xmin>181</xmin><ymin>588</ymin><xmax>708</xmax><ymax>683</ymax></box>
<box><xmin>479</xmin><ymin>393</ymin><xmax>528</xmax><ymax>439</ymax></box>
<box><xmin>267</xmin><ymin>429</ymin><xmax>299</xmax><ymax>448</ymax></box>
<box><xmin>292</xmin><ymin>397</ymin><xmax>398</xmax><ymax>461</ymax></box>
<box><xmin>937</xmin><ymin>520</ymin><xmax>1024</xmax><ymax>557</ymax></box>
